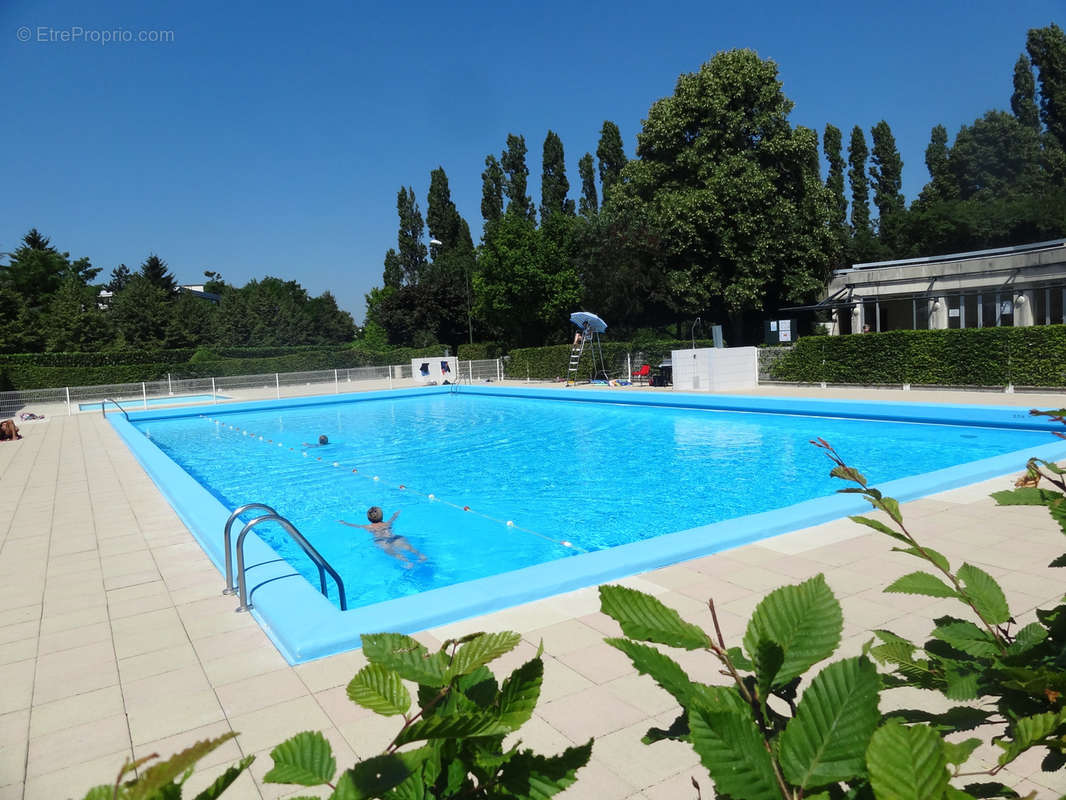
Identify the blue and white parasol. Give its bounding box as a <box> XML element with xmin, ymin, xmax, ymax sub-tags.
<box><xmin>569</xmin><ymin>311</ymin><xmax>607</xmax><ymax>333</ymax></box>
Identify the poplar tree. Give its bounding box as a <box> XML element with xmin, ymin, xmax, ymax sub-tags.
<box><xmin>578</xmin><ymin>153</ymin><xmax>598</xmax><ymax>217</ymax></box>
<box><xmin>396</xmin><ymin>187</ymin><xmax>427</xmax><ymax>285</ymax></box>
<box><xmin>823</xmin><ymin>124</ymin><xmax>848</xmax><ymax>261</ymax></box>
<box><xmin>918</xmin><ymin>124</ymin><xmax>955</xmax><ymax>204</ymax></box>
<box><xmin>382</xmin><ymin>249</ymin><xmax>402</xmax><ymax>289</ymax></box>
<box><xmin>1012</xmin><ymin>54</ymin><xmax>1041</xmax><ymax>131</ymax></box>
<box><xmin>540</xmin><ymin>130</ymin><xmax>574</xmax><ymax>220</ymax></box>
<box><xmin>500</xmin><ymin>134</ymin><xmax>534</xmax><ymax>220</ymax></box>
<box><xmin>1028</xmin><ymin>23</ymin><xmax>1066</xmax><ymax>146</ymax></box>
<box><xmin>870</xmin><ymin>120</ymin><xmax>905</xmax><ymax>249</ymax></box>
<box><xmin>427</xmin><ymin>167</ymin><xmax>461</xmax><ymax>256</ymax></box>
<box><xmin>847</xmin><ymin>126</ymin><xmax>871</xmax><ymax>234</ymax></box>
<box><xmin>480</xmin><ymin>155</ymin><xmax>504</xmax><ymax>224</ymax></box>
<box><xmin>596</xmin><ymin>121</ymin><xmax>627</xmax><ymax>206</ymax></box>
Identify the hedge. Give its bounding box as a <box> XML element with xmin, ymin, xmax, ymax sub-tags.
<box><xmin>768</xmin><ymin>326</ymin><xmax>1066</xmax><ymax>387</ymax></box>
<box><xmin>505</xmin><ymin>339</ymin><xmax>720</xmax><ymax>381</ymax></box>
<box><xmin>0</xmin><ymin>344</ymin><xmax>450</xmax><ymax>390</ymax></box>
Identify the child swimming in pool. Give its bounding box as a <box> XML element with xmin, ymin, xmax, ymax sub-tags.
<box><xmin>338</xmin><ymin>506</ymin><xmax>427</xmax><ymax>569</ymax></box>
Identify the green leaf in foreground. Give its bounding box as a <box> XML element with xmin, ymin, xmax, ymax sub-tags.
<box><xmin>605</xmin><ymin>637</ymin><xmax>694</xmax><ymax>707</ymax></box>
<box><xmin>689</xmin><ymin>708</ymin><xmax>781</xmax><ymax>800</ymax></box>
<box><xmin>599</xmin><ymin>584</ymin><xmax>708</xmax><ymax>649</ymax></box>
<box><xmin>778</xmin><ymin>656</ymin><xmax>881</xmax><ymax>789</ymax></box>
<box><xmin>347</xmin><ymin>663</ymin><xmax>411</xmax><ymax>717</ymax></box>
<box><xmin>336</xmin><ymin>753</ymin><xmax>414</xmax><ymax>800</ymax></box>
<box><xmin>867</xmin><ymin>721</ymin><xmax>948</xmax><ymax>800</ymax></box>
<box><xmin>957</xmin><ymin>564</ymin><xmax>1011</xmax><ymax>625</ymax></box>
<box><xmin>497</xmin><ymin>657</ymin><xmax>544</xmax><ymax>730</ymax></box>
<box><xmin>498</xmin><ymin>740</ymin><xmax>593</xmax><ymax>800</ymax></box>
<box><xmin>263</xmin><ymin>731</ymin><xmax>336</xmax><ymax>786</ymax></box>
<box><xmin>849</xmin><ymin>514</ymin><xmax>908</xmax><ymax>542</ymax></box>
<box><xmin>884</xmin><ymin>571</ymin><xmax>958</xmax><ymax>599</ymax></box>
<box><xmin>930</xmin><ymin>620</ymin><xmax>1000</xmax><ymax>658</ymax></box>
<box><xmin>742</xmin><ymin>575</ymin><xmax>842</xmax><ymax>685</ymax></box>
<box><xmin>891</xmin><ymin>546</ymin><xmax>950</xmax><ymax>573</ymax></box>
<box><xmin>446</xmin><ymin>631</ymin><xmax>522</xmax><ymax>679</ymax></box>
<box><xmin>360</xmin><ymin>633</ymin><xmax>447</xmax><ymax>686</ymax></box>
<box><xmin>192</xmin><ymin>755</ymin><xmax>255</xmax><ymax>800</ymax></box>
<box><xmin>127</xmin><ymin>733</ymin><xmax>239</xmax><ymax>800</ymax></box>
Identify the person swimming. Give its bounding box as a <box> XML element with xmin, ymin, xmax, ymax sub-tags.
<box><xmin>338</xmin><ymin>506</ymin><xmax>427</xmax><ymax>569</ymax></box>
<box><xmin>303</xmin><ymin>434</ymin><xmax>329</xmax><ymax>447</ymax></box>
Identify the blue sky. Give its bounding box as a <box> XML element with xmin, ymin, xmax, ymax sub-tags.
<box><xmin>0</xmin><ymin>0</ymin><xmax>1059</xmax><ymax>323</ymax></box>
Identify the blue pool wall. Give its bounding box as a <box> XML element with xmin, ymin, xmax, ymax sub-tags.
<box><xmin>108</xmin><ymin>385</ymin><xmax>1066</xmax><ymax>664</ymax></box>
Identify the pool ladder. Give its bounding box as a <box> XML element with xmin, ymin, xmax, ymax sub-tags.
<box><xmin>101</xmin><ymin>397</ymin><xmax>130</xmax><ymax>420</ymax></box>
<box><xmin>223</xmin><ymin>503</ymin><xmax>347</xmax><ymax>612</ymax></box>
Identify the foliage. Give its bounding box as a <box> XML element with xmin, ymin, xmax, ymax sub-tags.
<box><xmin>140</xmin><ymin>253</ymin><xmax>177</xmax><ymax>295</ymax></box>
<box><xmin>501</xmin><ymin>134</ymin><xmax>535</xmax><ymax>221</ymax></box>
<box><xmin>1012</xmin><ymin>54</ymin><xmax>1041</xmax><ymax>131</ymax></box>
<box><xmin>480</xmin><ymin>155</ymin><xmax>504</xmax><ymax>223</ymax></box>
<box><xmin>823</xmin><ymin>123</ymin><xmax>848</xmax><ymax>265</ymax></box>
<box><xmin>79</xmin><ymin>732</ymin><xmax>252</xmax><ymax>800</ymax></box>
<box><xmin>599</xmin><ymin>419</ymin><xmax>1066</xmax><ymax>799</ymax></box>
<box><xmin>596</xmin><ymin>120</ymin><xmax>627</xmax><ymax>207</ymax></box>
<box><xmin>396</xmin><ymin>187</ymin><xmax>428</xmax><ymax>286</ymax></box>
<box><xmin>1027</xmin><ymin>22</ymin><xmax>1066</xmax><ymax>148</ymax></box>
<box><xmin>540</xmin><ymin>130</ymin><xmax>575</xmax><ymax>221</ymax></box>
<box><xmin>769</xmin><ymin>326</ymin><xmax>1066</xmax><ymax>387</ymax></box>
<box><xmin>577</xmin><ymin>152</ymin><xmax>598</xmax><ymax>217</ymax></box>
<box><xmin>265</xmin><ymin>632</ymin><xmax>590</xmax><ymax>798</ymax></box>
<box><xmin>505</xmin><ymin>338</ymin><xmax>718</xmax><ymax>381</ymax></box>
<box><xmin>870</xmin><ymin>120</ymin><xmax>905</xmax><ymax>248</ymax></box>
<box><xmin>613</xmin><ymin>49</ymin><xmax>833</xmax><ymax>341</ymax></box>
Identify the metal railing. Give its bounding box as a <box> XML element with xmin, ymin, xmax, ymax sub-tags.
<box><xmin>0</xmin><ymin>359</ymin><xmax>508</xmax><ymax>418</ymax></box>
<box><xmin>101</xmin><ymin>397</ymin><xmax>130</xmax><ymax>421</ymax></box>
<box><xmin>231</xmin><ymin>509</ymin><xmax>347</xmax><ymax>612</ymax></box>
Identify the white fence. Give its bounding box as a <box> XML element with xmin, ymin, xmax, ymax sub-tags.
<box><xmin>0</xmin><ymin>359</ymin><xmax>507</xmax><ymax>418</ymax></box>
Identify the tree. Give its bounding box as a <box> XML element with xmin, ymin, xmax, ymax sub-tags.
<box><xmin>823</xmin><ymin>124</ymin><xmax>848</xmax><ymax>264</ymax></box>
<box><xmin>1012</xmin><ymin>53</ymin><xmax>1041</xmax><ymax>130</ymax></box>
<box><xmin>474</xmin><ymin>213</ymin><xmax>580</xmax><ymax>347</ymax></box>
<box><xmin>395</xmin><ymin>187</ymin><xmax>427</xmax><ymax>285</ymax></box>
<box><xmin>480</xmin><ymin>155</ymin><xmax>504</xmax><ymax>224</ymax></box>
<box><xmin>382</xmin><ymin>249</ymin><xmax>402</xmax><ymax>289</ymax></box>
<box><xmin>917</xmin><ymin>124</ymin><xmax>955</xmax><ymax>206</ymax></box>
<box><xmin>869</xmin><ymin>120</ymin><xmax>905</xmax><ymax>251</ymax></box>
<box><xmin>948</xmin><ymin>110</ymin><xmax>1043</xmax><ymax>200</ymax></box>
<box><xmin>578</xmin><ymin>153</ymin><xmax>598</xmax><ymax>217</ymax></box>
<box><xmin>427</xmin><ymin>167</ymin><xmax>461</xmax><ymax>257</ymax></box>
<box><xmin>500</xmin><ymin>134</ymin><xmax>534</xmax><ymax>220</ymax></box>
<box><xmin>107</xmin><ymin>264</ymin><xmax>133</xmax><ymax>293</ymax></box>
<box><xmin>540</xmin><ymin>130</ymin><xmax>574</xmax><ymax>221</ymax></box>
<box><xmin>110</xmin><ymin>274</ymin><xmax>172</xmax><ymax>348</ymax></box>
<box><xmin>613</xmin><ymin>49</ymin><xmax>833</xmax><ymax>342</ymax></box>
<box><xmin>165</xmin><ymin>290</ymin><xmax>217</xmax><ymax>348</ymax></box>
<box><xmin>42</xmin><ymin>275</ymin><xmax>113</xmax><ymax>352</ymax></box>
<box><xmin>140</xmin><ymin>253</ymin><xmax>177</xmax><ymax>294</ymax></box>
<box><xmin>0</xmin><ymin>229</ymin><xmax>73</xmax><ymax>310</ymax></box>
<box><xmin>306</xmin><ymin>291</ymin><xmax>356</xmax><ymax>344</ymax></box>
<box><xmin>847</xmin><ymin>126</ymin><xmax>871</xmax><ymax>234</ymax></box>
<box><xmin>596</xmin><ymin>121</ymin><xmax>627</xmax><ymax>207</ymax></box>
<box><xmin>1028</xmin><ymin>23</ymin><xmax>1066</xmax><ymax>146</ymax></box>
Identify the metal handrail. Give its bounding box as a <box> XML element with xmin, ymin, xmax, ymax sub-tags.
<box><xmin>222</xmin><ymin>503</ymin><xmax>278</xmax><ymax>595</ymax></box>
<box><xmin>101</xmin><ymin>397</ymin><xmax>130</xmax><ymax>421</ymax></box>
<box><xmin>234</xmin><ymin>513</ymin><xmax>347</xmax><ymax>612</ymax></box>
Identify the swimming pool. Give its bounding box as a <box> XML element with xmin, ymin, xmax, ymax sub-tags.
<box><xmin>82</xmin><ymin>393</ymin><xmax>228</xmax><ymax>412</ymax></box>
<box><xmin>110</xmin><ymin>386</ymin><xmax>1066</xmax><ymax>663</ymax></box>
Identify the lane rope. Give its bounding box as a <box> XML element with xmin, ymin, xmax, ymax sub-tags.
<box><xmin>199</xmin><ymin>415</ymin><xmax>586</xmax><ymax>553</ymax></box>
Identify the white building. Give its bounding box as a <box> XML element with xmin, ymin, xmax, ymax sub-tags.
<box><xmin>798</xmin><ymin>239</ymin><xmax>1066</xmax><ymax>334</ymax></box>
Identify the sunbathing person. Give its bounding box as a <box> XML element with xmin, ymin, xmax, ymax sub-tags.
<box><xmin>338</xmin><ymin>506</ymin><xmax>427</xmax><ymax>569</ymax></box>
<box><xmin>0</xmin><ymin>419</ymin><xmax>20</xmax><ymax>441</ymax></box>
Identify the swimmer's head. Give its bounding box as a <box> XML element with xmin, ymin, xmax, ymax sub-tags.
<box><xmin>318</xmin><ymin>434</ymin><xmax>328</xmax><ymax>445</ymax></box>
<box><xmin>367</xmin><ymin>506</ymin><xmax>383</xmax><ymax>523</ymax></box>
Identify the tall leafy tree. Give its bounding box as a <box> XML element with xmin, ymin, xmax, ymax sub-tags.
<box><xmin>395</xmin><ymin>187</ymin><xmax>427</xmax><ymax>285</ymax></box>
<box><xmin>382</xmin><ymin>249</ymin><xmax>402</xmax><ymax>289</ymax></box>
<box><xmin>1012</xmin><ymin>54</ymin><xmax>1041</xmax><ymax>131</ymax></box>
<box><xmin>540</xmin><ymin>130</ymin><xmax>574</xmax><ymax>221</ymax></box>
<box><xmin>480</xmin><ymin>155</ymin><xmax>504</xmax><ymax>224</ymax></box>
<box><xmin>140</xmin><ymin>253</ymin><xmax>177</xmax><ymax>294</ymax></box>
<box><xmin>948</xmin><ymin>111</ymin><xmax>1043</xmax><ymax>200</ymax></box>
<box><xmin>823</xmin><ymin>124</ymin><xmax>848</xmax><ymax>263</ymax></box>
<box><xmin>1028</xmin><ymin>23</ymin><xmax>1066</xmax><ymax>146</ymax></box>
<box><xmin>42</xmin><ymin>275</ymin><xmax>113</xmax><ymax>351</ymax></box>
<box><xmin>596</xmin><ymin>121</ymin><xmax>627</xmax><ymax>206</ymax></box>
<box><xmin>870</xmin><ymin>120</ymin><xmax>905</xmax><ymax>250</ymax></box>
<box><xmin>164</xmin><ymin>290</ymin><xmax>217</xmax><ymax>348</ymax></box>
<box><xmin>578</xmin><ymin>153</ymin><xmax>598</xmax><ymax>217</ymax></box>
<box><xmin>612</xmin><ymin>49</ymin><xmax>833</xmax><ymax>342</ymax></box>
<box><xmin>427</xmin><ymin>167</ymin><xmax>461</xmax><ymax>257</ymax></box>
<box><xmin>110</xmin><ymin>274</ymin><xmax>172</xmax><ymax>348</ymax></box>
<box><xmin>918</xmin><ymin>124</ymin><xmax>954</xmax><ymax>205</ymax></box>
<box><xmin>500</xmin><ymin>134</ymin><xmax>534</xmax><ymax>220</ymax></box>
<box><xmin>847</xmin><ymin>126</ymin><xmax>871</xmax><ymax>233</ymax></box>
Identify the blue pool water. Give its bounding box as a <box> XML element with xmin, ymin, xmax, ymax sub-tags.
<box><xmin>134</xmin><ymin>390</ymin><xmax>1057</xmax><ymax>614</ymax></box>
<box><xmin>82</xmin><ymin>394</ymin><xmax>225</xmax><ymax>411</ymax></box>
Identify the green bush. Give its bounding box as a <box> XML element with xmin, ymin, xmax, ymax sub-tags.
<box><xmin>505</xmin><ymin>339</ymin><xmax>719</xmax><ymax>381</ymax></box>
<box><xmin>770</xmin><ymin>326</ymin><xmax>1066</xmax><ymax>386</ymax></box>
<box><xmin>457</xmin><ymin>342</ymin><xmax>502</xmax><ymax>360</ymax></box>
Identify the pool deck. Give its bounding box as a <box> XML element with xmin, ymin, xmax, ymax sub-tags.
<box><xmin>2</xmin><ymin>384</ymin><xmax>1066</xmax><ymax>799</ymax></box>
